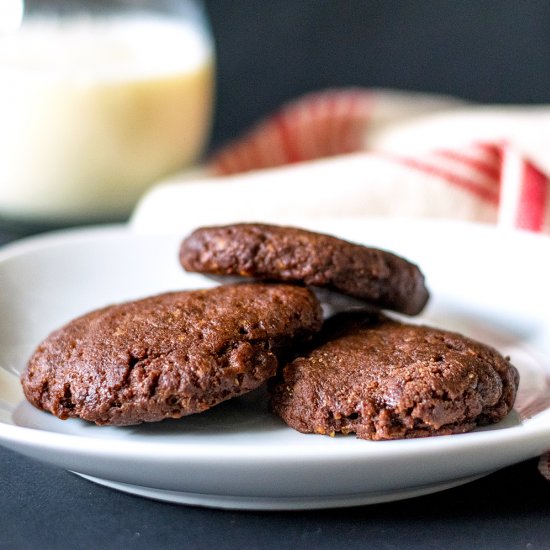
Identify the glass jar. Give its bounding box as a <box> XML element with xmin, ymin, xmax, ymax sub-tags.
<box><xmin>0</xmin><ymin>0</ymin><xmax>214</xmax><ymax>226</ymax></box>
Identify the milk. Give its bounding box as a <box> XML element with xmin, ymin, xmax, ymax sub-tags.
<box><xmin>0</xmin><ymin>15</ymin><xmax>214</xmax><ymax>222</ymax></box>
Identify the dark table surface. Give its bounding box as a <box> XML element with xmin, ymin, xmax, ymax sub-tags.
<box><xmin>1</xmin><ymin>226</ymin><xmax>550</xmax><ymax>550</ymax></box>
<box><xmin>1</xmin><ymin>446</ymin><xmax>549</xmax><ymax>550</ymax></box>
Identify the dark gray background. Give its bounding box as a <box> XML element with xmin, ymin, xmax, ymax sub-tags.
<box><xmin>204</xmin><ymin>0</ymin><xmax>550</xmax><ymax>149</ymax></box>
<box><xmin>3</xmin><ymin>2</ymin><xmax>550</xmax><ymax>548</ymax></box>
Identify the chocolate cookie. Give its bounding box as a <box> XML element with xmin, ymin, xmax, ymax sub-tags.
<box><xmin>21</xmin><ymin>283</ymin><xmax>323</xmax><ymax>426</ymax></box>
<box><xmin>270</xmin><ymin>311</ymin><xmax>519</xmax><ymax>440</ymax></box>
<box><xmin>179</xmin><ymin>223</ymin><xmax>429</xmax><ymax>315</ymax></box>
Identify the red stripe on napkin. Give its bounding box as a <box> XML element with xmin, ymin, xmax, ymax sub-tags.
<box><xmin>377</xmin><ymin>152</ymin><xmax>500</xmax><ymax>203</ymax></box>
<box><xmin>498</xmin><ymin>144</ymin><xmax>549</xmax><ymax>232</ymax></box>
<box><xmin>516</xmin><ymin>161</ymin><xmax>549</xmax><ymax>231</ymax></box>
<box><xmin>474</xmin><ymin>142</ymin><xmax>502</xmax><ymax>159</ymax></box>
<box><xmin>274</xmin><ymin>112</ymin><xmax>303</xmax><ymax>164</ymax></box>
<box><xmin>209</xmin><ymin>89</ymin><xmax>372</xmax><ymax>175</ymax></box>
<box><xmin>433</xmin><ymin>149</ymin><xmax>501</xmax><ymax>182</ymax></box>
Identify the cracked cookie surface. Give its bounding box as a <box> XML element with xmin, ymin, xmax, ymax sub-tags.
<box><xmin>270</xmin><ymin>311</ymin><xmax>519</xmax><ymax>440</ymax></box>
<box><xmin>21</xmin><ymin>283</ymin><xmax>323</xmax><ymax>426</ymax></box>
<box><xmin>179</xmin><ymin>223</ymin><xmax>430</xmax><ymax>315</ymax></box>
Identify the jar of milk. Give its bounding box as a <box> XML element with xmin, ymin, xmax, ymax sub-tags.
<box><xmin>0</xmin><ymin>0</ymin><xmax>214</xmax><ymax>225</ymax></box>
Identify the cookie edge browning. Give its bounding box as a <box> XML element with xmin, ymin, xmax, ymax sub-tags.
<box><xmin>270</xmin><ymin>313</ymin><xmax>520</xmax><ymax>440</ymax></box>
<box><xmin>179</xmin><ymin>223</ymin><xmax>430</xmax><ymax>315</ymax></box>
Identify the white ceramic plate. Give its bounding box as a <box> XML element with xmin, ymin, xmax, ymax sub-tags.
<box><xmin>1</xmin><ymin>219</ymin><xmax>549</xmax><ymax>510</ymax></box>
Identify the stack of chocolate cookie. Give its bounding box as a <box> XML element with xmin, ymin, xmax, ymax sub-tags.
<box><xmin>21</xmin><ymin>223</ymin><xmax>519</xmax><ymax>440</ymax></box>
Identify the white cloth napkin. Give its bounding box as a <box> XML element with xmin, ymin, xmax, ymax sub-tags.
<box><xmin>131</xmin><ymin>88</ymin><xmax>550</xmax><ymax>234</ymax></box>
